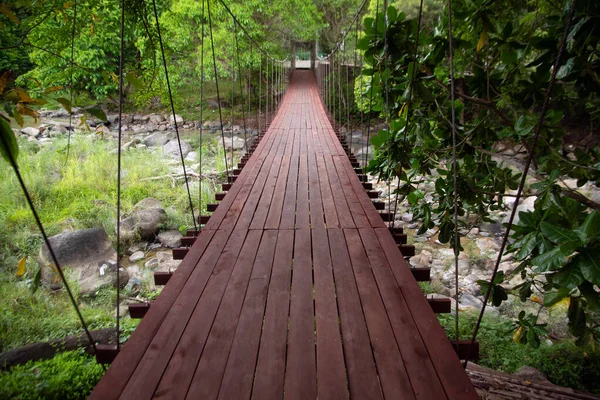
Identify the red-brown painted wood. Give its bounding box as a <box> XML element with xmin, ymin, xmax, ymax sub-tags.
<box><xmin>90</xmin><ymin>70</ymin><xmax>476</xmax><ymax>400</ymax></box>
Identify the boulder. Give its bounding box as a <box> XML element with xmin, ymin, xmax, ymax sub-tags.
<box><xmin>37</xmin><ymin>228</ymin><xmax>128</xmax><ymax>295</ymax></box>
<box><xmin>155</xmin><ymin>251</ymin><xmax>181</xmax><ymax>272</ymax></box>
<box><xmin>185</xmin><ymin>151</ymin><xmax>198</xmax><ymax>162</ymax></box>
<box><xmin>514</xmin><ymin>366</ymin><xmax>549</xmax><ymax>383</ymax></box>
<box><xmin>21</xmin><ymin>127</ymin><xmax>40</xmax><ymax>137</ymax></box>
<box><xmin>157</xmin><ymin>230</ymin><xmax>182</xmax><ymax>248</ymax></box>
<box><xmin>222</xmin><ymin>136</ymin><xmax>246</xmax><ymax>151</ymax></box>
<box><xmin>163</xmin><ymin>140</ymin><xmax>192</xmax><ymax>158</ymax></box>
<box><xmin>129</xmin><ymin>251</ymin><xmax>145</xmax><ymax>262</ymax></box>
<box><xmin>143</xmin><ymin>132</ymin><xmax>169</xmax><ymax>147</ymax></box>
<box><xmin>148</xmin><ymin>114</ymin><xmax>165</xmax><ymax>124</ymax></box>
<box><xmin>169</xmin><ymin>114</ymin><xmax>184</xmax><ymax>124</ymax></box>
<box><xmin>132</xmin><ymin>197</ymin><xmax>162</xmax><ymax>212</ymax></box>
<box><xmin>120</xmin><ymin>198</ymin><xmax>168</xmax><ymax>240</ymax></box>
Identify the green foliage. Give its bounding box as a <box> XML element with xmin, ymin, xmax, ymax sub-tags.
<box><xmin>0</xmin><ymin>350</ymin><xmax>104</xmax><ymax>400</ymax></box>
<box><xmin>360</xmin><ymin>0</ymin><xmax>600</xmax><ymax>348</ymax></box>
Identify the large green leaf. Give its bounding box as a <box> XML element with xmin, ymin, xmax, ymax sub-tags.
<box><xmin>552</xmin><ymin>262</ymin><xmax>584</xmax><ymax>289</ymax></box>
<box><xmin>532</xmin><ymin>247</ymin><xmax>567</xmax><ymax>272</ymax></box>
<box><xmin>540</xmin><ymin>221</ymin><xmax>581</xmax><ymax>245</ymax></box>
<box><xmin>579</xmin><ymin>282</ymin><xmax>600</xmax><ymax>313</ymax></box>
<box><xmin>84</xmin><ymin>106</ymin><xmax>108</xmax><ymax>122</ymax></box>
<box><xmin>579</xmin><ymin>250</ymin><xmax>600</xmax><ymax>286</ymax></box>
<box><xmin>513</xmin><ymin>232</ymin><xmax>540</xmax><ymax>260</ymax></box>
<box><xmin>575</xmin><ymin>211</ymin><xmax>600</xmax><ymax>244</ymax></box>
<box><xmin>56</xmin><ymin>97</ymin><xmax>72</xmax><ymax>113</ymax></box>
<box><xmin>0</xmin><ymin>117</ymin><xmax>18</xmax><ymax>163</ymax></box>
<box><xmin>543</xmin><ymin>288</ymin><xmax>570</xmax><ymax>307</ymax></box>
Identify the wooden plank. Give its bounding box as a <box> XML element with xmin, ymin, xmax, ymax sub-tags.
<box><xmin>343</xmin><ymin>228</ymin><xmax>416</xmax><ymax>399</ymax></box>
<box><xmin>312</xmin><ymin>228</ymin><xmax>347</xmax><ymax>399</ymax></box>
<box><xmin>324</xmin><ymin>155</ymin><xmax>355</xmax><ymax>228</ymax></box>
<box><xmin>334</xmin><ymin>155</ymin><xmax>386</xmax><ymax>228</ymax></box>
<box><xmin>88</xmin><ymin>229</ymin><xmax>217</xmax><ymax>400</ymax></box>
<box><xmin>359</xmin><ymin>228</ymin><xmax>447</xmax><ymax>399</ymax></box>
<box><xmin>328</xmin><ymin>229</ymin><xmax>382</xmax><ymax>400</ymax></box>
<box><xmin>121</xmin><ymin>230</ymin><xmax>245</xmax><ymax>400</ymax></box>
<box><xmin>264</xmin><ymin>128</ymin><xmax>295</xmax><ymax>229</ymax></box>
<box><xmin>183</xmin><ymin>230</ymin><xmax>263</xmax><ymax>399</ymax></box>
<box><xmin>252</xmin><ymin>230</ymin><xmax>294</xmax><ymax>400</ymax></box>
<box><xmin>295</xmin><ymin>130</ymin><xmax>310</xmax><ymax>229</ymax></box>
<box><xmin>217</xmin><ymin>230</ymin><xmax>278</xmax><ymax>400</ymax></box>
<box><xmin>332</xmin><ymin>155</ymin><xmax>369</xmax><ymax>228</ymax></box>
<box><xmin>284</xmin><ymin>228</ymin><xmax>317</xmax><ymax>399</ymax></box>
<box><xmin>235</xmin><ymin>129</ymin><xmax>286</xmax><ymax>230</ymax></box>
<box><xmin>279</xmin><ymin>129</ymin><xmax>300</xmax><ymax>229</ymax></box>
<box><xmin>373</xmin><ymin>227</ymin><xmax>478</xmax><ymax>399</ymax></box>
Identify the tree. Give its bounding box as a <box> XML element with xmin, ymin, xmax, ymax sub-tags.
<box><xmin>360</xmin><ymin>0</ymin><xmax>600</xmax><ymax>347</ymax></box>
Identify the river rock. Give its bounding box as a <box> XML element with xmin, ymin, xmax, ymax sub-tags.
<box><xmin>148</xmin><ymin>114</ymin><xmax>165</xmax><ymax>124</ymax></box>
<box><xmin>143</xmin><ymin>132</ymin><xmax>169</xmax><ymax>147</ymax></box>
<box><xmin>169</xmin><ymin>114</ymin><xmax>184</xmax><ymax>124</ymax></box>
<box><xmin>514</xmin><ymin>366</ymin><xmax>549</xmax><ymax>383</ymax></box>
<box><xmin>129</xmin><ymin>251</ymin><xmax>145</xmax><ymax>262</ymax></box>
<box><xmin>222</xmin><ymin>136</ymin><xmax>246</xmax><ymax>151</ymax></box>
<box><xmin>38</xmin><ymin>228</ymin><xmax>128</xmax><ymax>295</ymax></box>
<box><xmin>21</xmin><ymin>127</ymin><xmax>40</xmax><ymax>137</ymax></box>
<box><xmin>120</xmin><ymin>198</ymin><xmax>168</xmax><ymax>240</ymax></box>
<box><xmin>163</xmin><ymin>140</ymin><xmax>192</xmax><ymax>158</ymax></box>
<box><xmin>157</xmin><ymin>230</ymin><xmax>182</xmax><ymax>248</ymax></box>
<box><xmin>155</xmin><ymin>251</ymin><xmax>181</xmax><ymax>272</ymax></box>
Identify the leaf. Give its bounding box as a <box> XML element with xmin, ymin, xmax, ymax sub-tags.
<box><xmin>84</xmin><ymin>106</ymin><xmax>108</xmax><ymax>122</ymax></box>
<box><xmin>125</xmin><ymin>72</ymin><xmax>143</xmax><ymax>90</ymax></box>
<box><xmin>56</xmin><ymin>97</ymin><xmax>72</xmax><ymax>113</ymax></box>
<box><xmin>13</xmin><ymin>108</ymin><xmax>23</xmax><ymax>127</ymax></box>
<box><xmin>44</xmin><ymin>86</ymin><xmax>64</xmax><ymax>94</ymax></box>
<box><xmin>514</xmin><ymin>232</ymin><xmax>539</xmax><ymax>260</ymax></box>
<box><xmin>0</xmin><ymin>4</ymin><xmax>20</xmax><ymax>24</ymax></box>
<box><xmin>532</xmin><ymin>247</ymin><xmax>567</xmax><ymax>272</ymax></box>
<box><xmin>501</xmin><ymin>49</ymin><xmax>518</xmax><ymax>65</ymax></box>
<box><xmin>476</xmin><ymin>29</ymin><xmax>488</xmax><ymax>52</ymax></box>
<box><xmin>16</xmin><ymin>256</ymin><xmax>27</xmax><ymax>277</ymax></box>
<box><xmin>579</xmin><ymin>282</ymin><xmax>600</xmax><ymax>313</ymax></box>
<box><xmin>0</xmin><ymin>117</ymin><xmax>19</xmax><ymax>163</ymax></box>
<box><xmin>568</xmin><ymin>297</ymin><xmax>586</xmax><ymax>337</ymax></box>
<box><xmin>0</xmin><ymin>71</ymin><xmax>11</xmax><ymax>94</ymax></box>
<box><xmin>552</xmin><ymin>262</ymin><xmax>584</xmax><ymax>289</ymax></box>
<box><xmin>544</xmin><ymin>288</ymin><xmax>570</xmax><ymax>307</ymax></box>
<box><xmin>579</xmin><ymin>250</ymin><xmax>600</xmax><ymax>286</ymax></box>
<box><xmin>575</xmin><ymin>211</ymin><xmax>600</xmax><ymax>244</ymax></box>
<box><xmin>31</xmin><ymin>267</ymin><xmax>42</xmax><ymax>294</ymax></box>
<box><xmin>540</xmin><ymin>222</ymin><xmax>581</xmax><ymax>245</ymax></box>
<box><xmin>556</xmin><ymin>57</ymin><xmax>575</xmax><ymax>80</ymax></box>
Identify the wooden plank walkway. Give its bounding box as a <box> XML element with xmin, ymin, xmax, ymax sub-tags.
<box><xmin>90</xmin><ymin>70</ymin><xmax>477</xmax><ymax>400</ymax></box>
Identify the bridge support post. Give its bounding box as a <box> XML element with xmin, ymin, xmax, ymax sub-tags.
<box><xmin>310</xmin><ymin>41</ymin><xmax>316</xmax><ymax>70</ymax></box>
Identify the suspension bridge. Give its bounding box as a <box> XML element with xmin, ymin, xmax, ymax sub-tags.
<box><xmin>87</xmin><ymin>66</ymin><xmax>477</xmax><ymax>398</ymax></box>
<box><xmin>6</xmin><ymin>0</ymin><xmax>568</xmax><ymax>397</ymax></box>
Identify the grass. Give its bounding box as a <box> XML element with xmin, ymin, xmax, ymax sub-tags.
<box><xmin>0</xmin><ymin>350</ymin><xmax>104</xmax><ymax>400</ymax></box>
<box><xmin>437</xmin><ymin>310</ymin><xmax>600</xmax><ymax>393</ymax></box>
<box><xmin>0</xmin><ymin>133</ymin><xmax>222</xmax><ymax>352</ymax></box>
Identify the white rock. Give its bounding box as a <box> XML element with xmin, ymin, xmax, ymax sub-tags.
<box><xmin>169</xmin><ymin>114</ymin><xmax>184</xmax><ymax>124</ymax></box>
<box><xmin>129</xmin><ymin>251</ymin><xmax>145</xmax><ymax>262</ymax></box>
<box><xmin>21</xmin><ymin>127</ymin><xmax>40</xmax><ymax>137</ymax></box>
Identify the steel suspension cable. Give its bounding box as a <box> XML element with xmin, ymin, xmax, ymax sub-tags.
<box><xmin>65</xmin><ymin>0</ymin><xmax>77</xmax><ymax>164</ymax></box>
<box><xmin>383</xmin><ymin>0</ymin><xmax>392</xmax><ymax>229</ymax></box>
<box><xmin>230</xmin><ymin>16</ymin><xmax>235</xmax><ymax>175</ymax></box>
<box><xmin>364</xmin><ymin>0</ymin><xmax>381</xmax><ymax>167</ymax></box>
<box><xmin>234</xmin><ymin>21</ymin><xmax>249</xmax><ymax>153</ymax></box>
<box><xmin>151</xmin><ymin>0</ymin><xmax>198</xmax><ymax>232</ymax></box>
<box><xmin>198</xmin><ymin>0</ymin><xmax>206</xmax><ymax>219</ymax></box>
<box><xmin>114</xmin><ymin>0</ymin><xmax>128</xmax><ymax>351</ymax></box>
<box><xmin>445</xmin><ymin>0</ymin><xmax>461</xmax><ymax>351</ymax></box>
<box><xmin>207</xmin><ymin>0</ymin><xmax>230</xmax><ymax>181</ymax></box>
<box><xmin>0</xmin><ymin>131</ymin><xmax>102</xmax><ymax>364</ymax></box>
<box><xmin>391</xmin><ymin>0</ymin><xmax>424</xmax><ymax>224</ymax></box>
<box><xmin>464</xmin><ymin>0</ymin><xmax>577</xmax><ymax>368</ymax></box>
